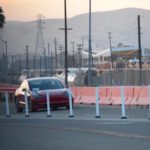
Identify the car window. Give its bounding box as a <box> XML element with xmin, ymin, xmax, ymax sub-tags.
<box><xmin>28</xmin><ymin>79</ymin><xmax>64</xmax><ymax>91</ymax></box>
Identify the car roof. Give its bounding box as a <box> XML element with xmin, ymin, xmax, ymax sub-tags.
<box><xmin>26</xmin><ymin>77</ymin><xmax>59</xmax><ymax>82</ymax></box>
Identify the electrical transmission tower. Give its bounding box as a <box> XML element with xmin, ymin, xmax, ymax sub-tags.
<box><xmin>35</xmin><ymin>14</ymin><xmax>46</xmax><ymax>56</ymax></box>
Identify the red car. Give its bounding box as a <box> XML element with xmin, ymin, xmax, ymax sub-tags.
<box><xmin>15</xmin><ymin>77</ymin><xmax>73</xmax><ymax>112</ymax></box>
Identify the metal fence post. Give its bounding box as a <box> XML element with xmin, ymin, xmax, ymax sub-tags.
<box><xmin>95</xmin><ymin>87</ymin><xmax>100</xmax><ymax>118</ymax></box>
<box><xmin>121</xmin><ymin>86</ymin><xmax>127</xmax><ymax>119</ymax></box>
<box><xmin>24</xmin><ymin>90</ymin><xmax>29</xmax><ymax>117</ymax></box>
<box><xmin>5</xmin><ymin>92</ymin><xmax>10</xmax><ymax>117</ymax></box>
<box><xmin>148</xmin><ymin>85</ymin><xmax>150</xmax><ymax>120</ymax></box>
<box><xmin>68</xmin><ymin>89</ymin><xmax>74</xmax><ymax>118</ymax></box>
<box><xmin>46</xmin><ymin>90</ymin><xmax>51</xmax><ymax>117</ymax></box>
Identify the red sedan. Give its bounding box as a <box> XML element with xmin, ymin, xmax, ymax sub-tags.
<box><xmin>15</xmin><ymin>77</ymin><xmax>73</xmax><ymax>112</ymax></box>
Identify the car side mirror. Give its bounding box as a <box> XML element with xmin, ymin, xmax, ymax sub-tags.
<box><xmin>22</xmin><ymin>88</ymin><xmax>28</xmax><ymax>92</ymax></box>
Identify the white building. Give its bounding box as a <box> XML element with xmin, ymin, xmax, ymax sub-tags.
<box><xmin>81</xmin><ymin>49</ymin><xmax>111</xmax><ymax>67</ymax></box>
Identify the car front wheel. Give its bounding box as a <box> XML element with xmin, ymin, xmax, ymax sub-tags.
<box><xmin>28</xmin><ymin>99</ymin><xmax>36</xmax><ymax>112</ymax></box>
<box><xmin>15</xmin><ymin>99</ymin><xmax>23</xmax><ymax>113</ymax></box>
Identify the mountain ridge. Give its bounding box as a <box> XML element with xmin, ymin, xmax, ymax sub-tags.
<box><xmin>1</xmin><ymin>7</ymin><xmax>150</xmax><ymax>55</ymax></box>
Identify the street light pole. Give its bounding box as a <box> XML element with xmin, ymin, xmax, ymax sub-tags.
<box><xmin>64</xmin><ymin>0</ymin><xmax>68</xmax><ymax>87</ymax></box>
<box><xmin>88</xmin><ymin>0</ymin><xmax>92</xmax><ymax>86</ymax></box>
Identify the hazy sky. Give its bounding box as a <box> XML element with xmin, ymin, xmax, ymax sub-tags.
<box><xmin>1</xmin><ymin>0</ymin><xmax>150</xmax><ymax>21</ymax></box>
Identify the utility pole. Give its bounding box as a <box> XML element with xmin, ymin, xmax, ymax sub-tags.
<box><xmin>43</xmin><ymin>48</ymin><xmax>47</xmax><ymax>76</ymax></box>
<box><xmin>25</xmin><ymin>45</ymin><xmax>29</xmax><ymax>78</ymax></box>
<box><xmin>59</xmin><ymin>0</ymin><xmax>72</xmax><ymax>87</ymax></box>
<box><xmin>54</xmin><ymin>38</ymin><xmax>58</xmax><ymax>69</ymax></box>
<box><xmin>64</xmin><ymin>0</ymin><xmax>68</xmax><ymax>87</ymax></box>
<box><xmin>48</xmin><ymin>42</ymin><xmax>50</xmax><ymax>57</ymax></box>
<box><xmin>88</xmin><ymin>0</ymin><xmax>92</xmax><ymax>86</ymax></box>
<box><xmin>108</xmin><ymin>32</ymin><xmax>113</xmax><ymax>69</ymax></box>
<box><xmin>11</xmin><ymin>55</ymin><xmax>14</xmax><ymax>82</ymax></box>
<box><xmin>48</xmin><ymin>42</ymin><xmax>50</xmax><ymax>75</ymax></box>
<box><xmin>71</xmin><ymin>41</ymin><xmax>75</xmax><ymax>68</ymax></box>
<box><xmin>50</xmin><ymin>52</ymin><xmax>53</xmax><ymax>76</ymax></box>
<box><xmin>58</xmin><ymin>44</ymin><xmax>63</xmax><ymax>69</ymax></box>
<box><xmin>137</xmin><ymin>15</ymin><xmax>142</xmax><ymax>85</ymax></box>
<box><xmin>77</xmin><ymin>44</ymin><xmax>83</xmax><ymax>69</ymax></box>
<box><xmin>77</xmin><ymin>44</ymin><xmax>83</xmax><ymax>86</ymax></box>
<box><xmin>138</xmin><ymin>15</ymin><xmax>142</xmax><ymax>70</ymax></box>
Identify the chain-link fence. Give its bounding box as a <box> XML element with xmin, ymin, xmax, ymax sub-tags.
<box><xmin>91</xmin><ymin>69</ymin><xmax>150</xmax><ymax>86</ymax></box>
<box><xmin>1</xmin><ymin>54</ymin><xmax>150</xmax><ymax>86</ymax></box>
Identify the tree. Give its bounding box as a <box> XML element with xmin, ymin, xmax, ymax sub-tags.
<box><xmin>0</xmin><ymin>7</ymin><xmax>5</xmax><ymax>29</ymax></box>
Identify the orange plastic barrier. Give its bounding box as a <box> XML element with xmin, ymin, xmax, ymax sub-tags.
<box><xmin>124</xmin><ymin>86</ymin><xmax>134</xmax><ymax>105</ymax></box>
<box><xmin>129</xmin><ymin>86</ymin><xmax>141</xmax><ymax>105</ymax></box>
<box><xmin>111</xmin><ymin>86</ymin><xmax>121</xmax><ymax>105</ymax></box>
<box><xmin>73</xmin><ymin>87</ymin><xmax>82</xmax><ymax>104</ymax></box>
<box><xmin>70</xmin><ymin>86</ymin><xmax>77</xmax><ymax>99</ymax></box>
<box><xmin>80</xmin><ymin>87</ymin><xmax>96</xmax><ymax>105</ymax></box>
<box><xmin>99</xmin><ymin>87</ymin><xmax>107</xmax><ymax>105</ymax></box>
<box><xmin>137</xmin><ymin>86</ymin><xmax>149</xmax><ymax>106</ymax></box>
<box><xmin>71</xmin><ymin>86</ymin><xmax>150</xmax><ymax>106</ymax></box>
<box><xmin>99</xmin><ymin>86</ymin><xmax>112</xmax><ymax>105</ymax></box>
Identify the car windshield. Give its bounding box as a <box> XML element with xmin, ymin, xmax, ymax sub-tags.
<box><xmin>28</xmin><ymin>79</ymin><xmax>64</xmax><ymax>91</ymax></box>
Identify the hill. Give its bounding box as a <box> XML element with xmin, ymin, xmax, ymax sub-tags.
<box><xmin>2</xmin><ymin>7</ymin><xmax>150</xmax><ymax>55</ymax></box>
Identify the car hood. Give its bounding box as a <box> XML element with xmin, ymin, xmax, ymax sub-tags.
<box><xmin>31</xmin><ymin>88</ymin><xmax>68</xmax><ymax>97</ymax></box>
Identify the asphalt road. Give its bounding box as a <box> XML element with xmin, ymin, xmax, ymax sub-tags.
<box><xmin>0</xmin><ymin>119</ymin><xmax>150</xmax><ymax>150</ymax></box>
<box><xmin>0</xmin><ymin>103</ymin><xmax>150</xmax><ymax>150</ymax></box>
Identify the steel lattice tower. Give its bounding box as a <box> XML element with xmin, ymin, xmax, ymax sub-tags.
<box><xmin>35</xmin><ymin>14</ymin><xmax>46</xmax><ymax>55</ymax></box>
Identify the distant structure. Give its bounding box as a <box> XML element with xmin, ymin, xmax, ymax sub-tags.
<box><xmin>0</xmin><ymin>28</ymin><xmax>4</xmax><ymax>54</ymax></box>
<box><xmin>35</xmin><ymin>14</ymin><xmax>46</xmax><ymax>56</ymax></box>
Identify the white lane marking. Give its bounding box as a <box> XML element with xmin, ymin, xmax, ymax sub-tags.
<box><xmin>96</xmin><ymin>121</ymin><xmax>133</xmax><ymax>125</ymax></box>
